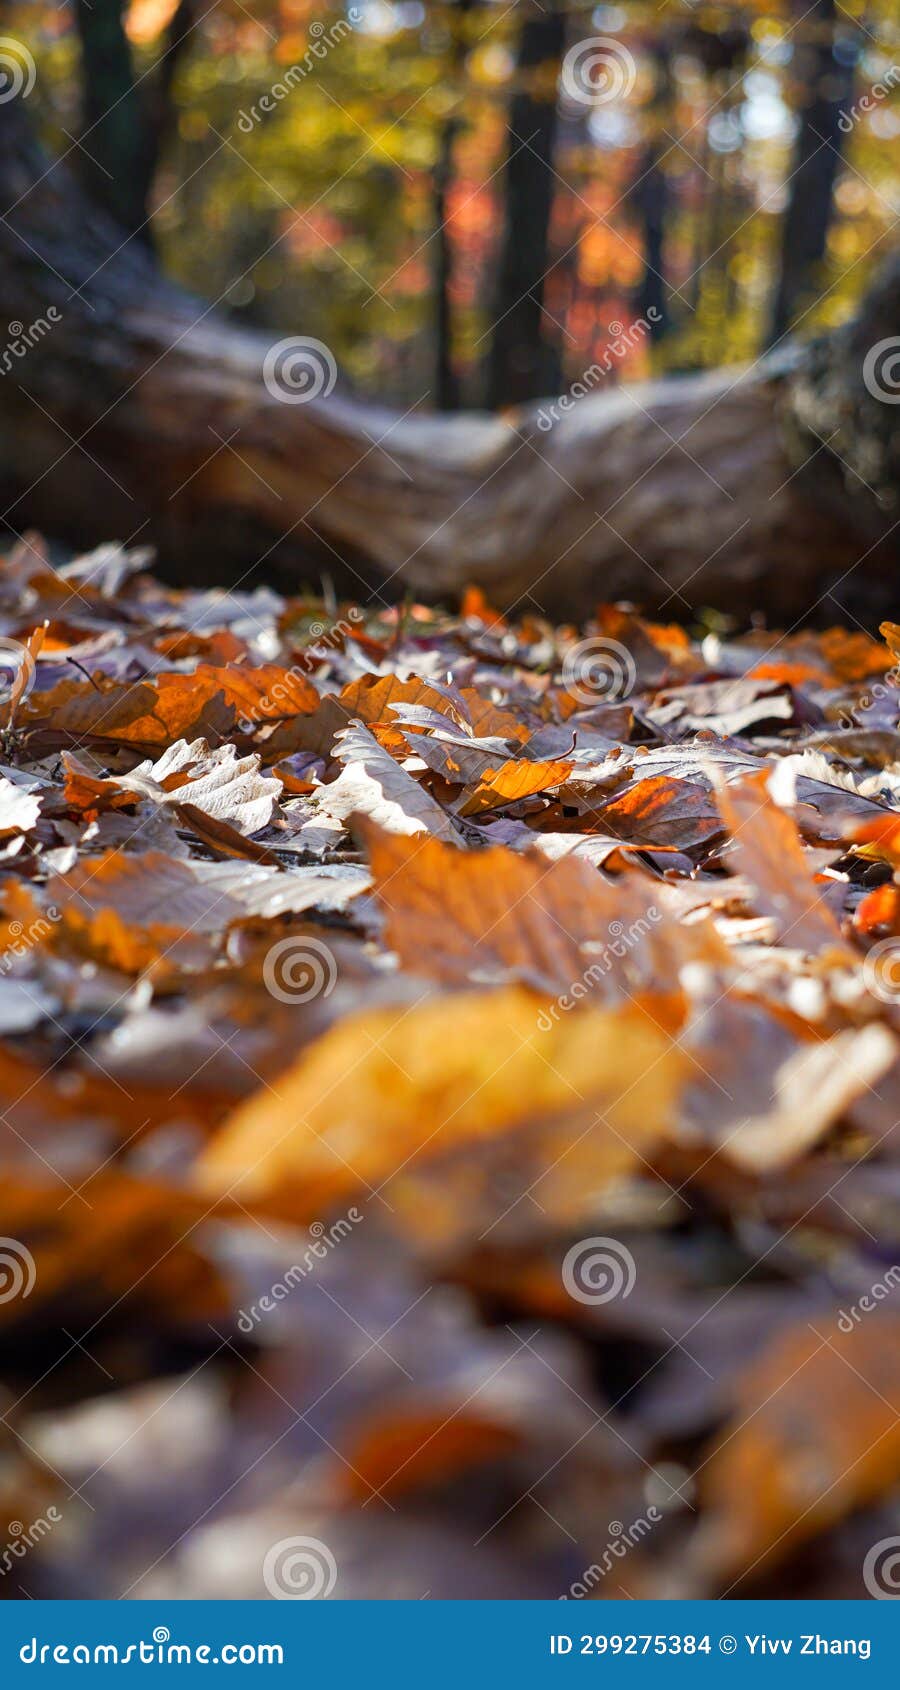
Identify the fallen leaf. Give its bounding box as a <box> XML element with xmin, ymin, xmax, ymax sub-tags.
<box><xmin>689</xmin><ymin>1315</ymin><xmax>900</xmax><ymax>1589</ymax></box>
<box><xmin>320</xmin><ymin>723</ymin><xmax>461</xmax><ymax>842</ymax></box>
<box><xmin>198</xmin><ymin>987</ymin><xmax>685</xmax><ymax>1228</ymax></box>
<box><xmin>592</xmin><ymin>774</ymin><xmax>723</xmax><ymax>851</ymax></box>
<box><xmin>679</xmin><ymin>1000</ymin><xmax>895</xmax><ymax>1172</ymax></box>
<box><xmin>458</xmin><ymin>756</ymin><xmax>574</xmax><ymax>815</ymax></box>
<box><xmin>64</xmin><ymin>739</ymin><xmax>281</xmax><ymax>835</ymax></box>
<box><xmin>0</xmin><ymin>774</ymin><xmax>41</xmax><ymax>836</ymax></box>
<box><xmin>363</xmin><ymin>823</ymin><xmax>725</xmax><ymax>997</ymax></box>
<box><xmin>20</xmin><ymin>664</ymin><xmax>317</xmax><ymax>751</ymax></box>
<box><xmin>716</xmin><ymin>770</ymin><xmax>850</xmax><ymax>955</ymax></box>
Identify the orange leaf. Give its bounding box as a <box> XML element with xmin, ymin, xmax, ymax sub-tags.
<box><xmin>692</xmin><ymin>1315</ymin><xmax>900</xmax><ymax>1588</ymax></box>
<box><xmin>596</xmin><ymin>774</ymin><xmax>722</xmax><ymax>851</ymax></box>
<box><xmin>716</xmin><ymin>771</ymin><xmax>849</xmax><ymax>955</ymax></box>
<box><xmin>198</xmin><ymin>986</ymin><xmax>686</xmax><ymax>1236</ymax></box>
<box><xmin>363</xmin><ymin>824</ymin><xmax>725</xmax><ymax>997</ymax></box>
<box><xmin>459</xmin><ymin>756</ymin><xmax>574</xmax><ymax>815</ymax></box>
<box><xmin>851</xmin><ymin>814</ymin><xmax>900</xmax><ymax>868</ymax></box>
<box><xmin>267</xmin><ymin>671</ymin><xmax>467</xmax><ymax>760</ymax></box>
<box><xmin>855</xmin><ymin>882</ymin><xmax>900</xmax><ymax>935</ymax></box>
<box><xmin>461</xmin><ymin>585</ymin><xmax>507</xmax><ymax>629</ymax></box>
<box><xmin>20</xmin><ymin>664</ymin><xmax>318</xmax><ymax>750</ymax></box>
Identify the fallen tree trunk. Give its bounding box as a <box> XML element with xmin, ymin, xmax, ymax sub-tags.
<box><xmin>0</xmin><ymin>101</ymin><xmax>897</xmax><ymax>620</ymax></box>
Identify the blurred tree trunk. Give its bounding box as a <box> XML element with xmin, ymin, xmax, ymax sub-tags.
<box><xmin>74</xmin><ymin>0</ymin><xmax>155</xmax><ymax>241</ymax></box>
<box><xmin>767</xmin><ymin>0</ymin><xmax>854</xmax><ymax>345</ymax></box>
<box><xmin>682</xmin><ymin>21</ymin><xmax>749</xmax><ymax>336</ymax></box>
<box><xmin>0</xmin><ymin>99</ymin><xmax>896</xmax><ymax>623</ymax></box>
<box><xmin>73</xmin><ymin>0</ymin><xmax>195</xmax><ymax>244</ymax></box>
<box><xmin>433</xmin><ymin>0</ymin><xmax>475</xmax><ymax>410</ymax></box>
<box><xmin>631</xmin><ymin>38</ymin><xmax>674</xmax><ymax>340</ymax></box>
<box><xmin>149</xmin><ymin>0</ymin><xmax>196</xmax><ymax>160</ymax></box>
<box><xmin>486</xmin><ymin>1</ymin><xmax>564</xmax><ymax>408</ymax></box>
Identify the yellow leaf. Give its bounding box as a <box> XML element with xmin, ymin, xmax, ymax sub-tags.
<box><xmin>198</xmin><ymin>986</ymin><xmax>686</xmax><ymax>1241</ymax></box>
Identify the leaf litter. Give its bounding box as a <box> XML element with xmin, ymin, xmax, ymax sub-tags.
<box><xmin>0</xmin><ymin>540</ymin><xmax>899</xmax><ymax>1597</ymax></box>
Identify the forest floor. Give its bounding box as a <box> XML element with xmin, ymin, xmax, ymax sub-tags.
<box><xmin>1</xmin><ymin>535</ymin><xmax>900</xmax><ymax>1599</ymax></box>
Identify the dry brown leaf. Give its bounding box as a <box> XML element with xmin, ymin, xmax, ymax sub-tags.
<box><xmin>170</xmin><ymin>801</ymin><xmax>283</xmax><ymax>865</ymax></box>
<box><xmin>850</xmin><ymin>813</ymin><xmax>900</xmax><ymax>868</ymax></box>
<box><xmin>10</xmin><ymin>850</ymin><xmax>367</xmax><ymax>974</ymax></box>
<box><xmin>593</xmin><ymin>774</ymin><xmax>723</xmax><ymax>851</ymax></box>
<box><xmin>679</xmin><ymin>999</ymin><xmax>895</xmax><ymax>1172</ymax></box>
<box><xmin>0</xmin><ymin>774</ymin><xmax>41</xmax><ymax>836</ymax></box>
<box><xmin>269</xmin><ymin>672</ymin><xmax>468</xmax><ymax>759</ymax></box>
<box><xmin>458</xmin><ymin>756</ymin><xmax>575</xmax><ymax>815</ymax></box>
<box><xmin>198</xmin><ymin>986</ymin><xmax>685</xmax><ymax>1225</ymax></box>
<box><xmin>362</xmin><ymin>823</ymin><xmax>726</xmax><ymax>997</ymax></box>
<box><xmin>321</xmin><ymin>723</ymin><xmax>460</xmax><ymax>842</ymax></box>
<box><xmin>716</xmin><ymin>770</ymin><xmax>850</xmax><ymax>954</ymax></box>
<box><xmin>0</xmin><ymin>1173</ymin><xmax>226</xmax><ymax>1331</ymax></box>
<box><xmin>855</xmin><ymin>882</ymin><xmax>900</xmax><ymax>935</ymax></box>
<box><xmin>689</xmin><ymin>1314</ymin><xmax>900</xmax><ymax>1589</ymax></box>
<box><xmin>20</xmin><ymin>664</ymin><xmax>317</xmax><ymax>751</ymax></box>
<box><xmin>459</xmin><ymin>688</ymin><xmax>530</xmax><ymax>743</ymax></box>
<box><xmin>3</xmin><ymin>621</ymin><xmax>48</xmax><ymax>729</ymax></box>
<box><xmin>63</xmin><ymin>739</ymin><xmax>281</xmax><ymax>835</ymax></box>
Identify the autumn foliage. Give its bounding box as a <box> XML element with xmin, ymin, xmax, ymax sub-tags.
<box><xmin>0</xmin><ymin>536</ymin><xmax>899</xmax><ymax>1598</ymax></box>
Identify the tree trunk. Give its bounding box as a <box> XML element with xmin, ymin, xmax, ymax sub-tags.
<box><xmin>485</xmin><ymin>2</ymin><xmax>565</xmax><ymax>409</ymax></box>
<box><xmin>73</xmin><ymin>0</ymin><xmax>156</xmax><ymax>243</ymax></box>
<box><xmin>0</xmin><ymin>100</ymin><xmax>896</xmax><ymax>623</ymax></box>
<box><xmin>767</xmin><ymin>0</ymin><xmax>853</xmax><ymax>345</ymax></box>
<box><xmin>630</xmin><ymin>38</ymin><xmax>674</xmax><ymax>341</ymax></box>
<box><xmin>432</xmin><ymin>0</ymin><xmax>475</xmax><ymax>411</ymax></box>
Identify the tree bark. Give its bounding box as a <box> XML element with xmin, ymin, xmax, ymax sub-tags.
<box><xmin>630</xmin><ymin>37</ymin><xmax>675</xmax><ymax>341</ymax></box>
<box><xmin>432</xmin><ymin>0</ymin><xmax>475</xmax><ymax>411</ymax></box>
<box><xmin>767</xmin><ymin>0</ymin><xmax>853</xmax><ymax>345</ymax></box>
<box><xmin>0</xmin><ymin>100</ymin><xmax>896</xmax><ymax>623</ymax></box>
<box><xmin>73</xmin><ymin>0</ymin><xmax>156</xmax><ymax>243</ymax></box>
<box><xmin>485</xmin><ymin>2</ymin><xmax>565</xmax><ymax>409</ymax></box>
